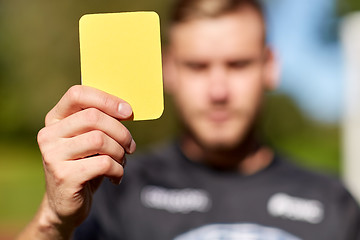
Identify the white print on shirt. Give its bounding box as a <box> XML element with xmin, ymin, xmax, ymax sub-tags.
<box><xmin>267</xmin><ymin>193</ymin><xmax>324</xmax><ymax>224</ymax></box>
<box><xmin>174</xmin><ymin>223</ymin><xmax>302</xmax><ymax>240</ymax></box>
<box><xmin>140</xmin><ymin>185</ymin><xmax>211</xmax><ymax>214</ymax></box>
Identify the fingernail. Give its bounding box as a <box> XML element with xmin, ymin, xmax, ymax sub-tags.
<box><xmin>129</xmin><ymin>139</ymin><xmax>136</xmax><ymax>154</ymax></box>
<box><xmin>118</xmin><ymin>103</ymin><xmax>132</xmax><ymax>118</ymax></box>
<box><xmin>110</xmin><ymin>177</ymin><xmax>122</xmax><ymax>185</ymax></box>
<box><xmin>120</xmin><ymin>156</ymin><xmax>127</xmax><ymax>168</ymax></box>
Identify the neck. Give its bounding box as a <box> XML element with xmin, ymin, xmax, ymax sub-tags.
<box><xmin>180</xmin><ymin>134</ymin><xmax>273</xmax><ymax>175</ymax></box>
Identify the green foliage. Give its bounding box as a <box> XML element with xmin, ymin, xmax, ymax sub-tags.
<box><xmin>259</xmin><ymin>94</ymin><xmax>340</xmax><ymax>175</ymax></box>
<box><xmin>0</xmin><ymin>138</ymin><xmax>44</xmax><ymax>233</ymax></box>
<box><xmin>338</xmin><ymin>0</ymin><xmax>360</xmax><ymax>15</ymax></box>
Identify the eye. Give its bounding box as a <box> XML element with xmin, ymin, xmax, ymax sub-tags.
<box><xmin>228</xmin><ymin>59</ymin><xmax>253</xmax><ymax>69</ymax></box>
<box><xmin>183</xmin><ymin>61</ymin><xmax>208</xmax><ymax>71</ymax></box>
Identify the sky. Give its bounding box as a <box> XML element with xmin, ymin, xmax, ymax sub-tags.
<box><xmin>262</xmin><ymin>0</ymin><xmax>344</xmax><ymax>123</ymax></box>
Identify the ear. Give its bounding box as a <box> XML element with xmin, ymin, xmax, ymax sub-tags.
<box><xmin>162</xmin><ymin>46</ymin><xmax>177</xmax><ymax>95</ymax></box>
<box><xmin>263</xmin><ymin>46</ymin><xmax>280</xmax><ymax>91</ymax></box>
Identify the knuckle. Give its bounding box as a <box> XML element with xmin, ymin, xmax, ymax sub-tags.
<box><xmin>41</xmin><ymin>148</ymin><xmax>57</xmax><ymax>167</ymax></box>
<box><xmin>37</xmin><ymin>127</ymin><xmax>48</xmax><ymax>145</ymax></box>
<box><xmin>83</xmin><ymin>108</ymin><xmax>102</xmax><ymax>126</ymax></box>
<box><xmin>41</xmin><ymin>151</ymin><xmax>52</xmax><ymax>165</ymax></box>
<box><xmin>42</xmin><ymin>159</ymin><xmax>66</xmax><ymax>185</ymax></box>
<box><xmin>97</xmin><ymin>156</ymin><xmax>112</xmax><ymax>173</ymax></box>
<box><xmin>66</xmin><ymin>85</ymin><xmax>83</xmax><ymax>104</ymax></box>
<box><xmin>37</xmin><ymin>128</ymin><xmax>55</xmax><ymax>158</ymax></box>
<box><xmin>89</xmin><ymin>130</ymin><xmax>106</xmax><ymax>150</ymax></box>
<box><xmin>52</xmin><ymin>167</ymin><xmax>67</xmax><ymax>185</ymax></box>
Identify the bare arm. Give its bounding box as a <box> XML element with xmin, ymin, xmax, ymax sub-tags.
<box><xmin>16</xmin><ymin>85</ymin><xmax>136</xmax><ymax>240</ymax></box>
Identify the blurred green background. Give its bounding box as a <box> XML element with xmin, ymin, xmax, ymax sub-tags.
<box><xmin>0</xmin><ymin>0</ymin><xmax>359</xmax><ymax>238</ymax></box>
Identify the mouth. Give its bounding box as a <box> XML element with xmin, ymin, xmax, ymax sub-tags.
<box><xmin>207</xmin><ymin>110</ymin><xmax>231</xmax><ymax>123</ymax></box>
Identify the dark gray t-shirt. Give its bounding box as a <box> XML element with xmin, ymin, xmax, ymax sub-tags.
<box><xmin>74</xmin><ymin>142</ymin><xmax>360</xmax><ymax>240</ymax></box>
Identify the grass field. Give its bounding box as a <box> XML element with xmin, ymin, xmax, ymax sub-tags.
<box><xmin>0</xmin><ymin>138</ymin><xmax>45</xmax><ymax>238</ymax></box>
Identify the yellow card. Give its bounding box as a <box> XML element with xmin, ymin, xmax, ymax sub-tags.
<box><xmin>79</xmin><ymin>12</ymin><xmax>164</xmax><ymax>121</ymax></box>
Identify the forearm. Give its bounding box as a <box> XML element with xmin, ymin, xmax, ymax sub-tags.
<box><xmin>16</xmin><ymin>195</ymin><xmax>75</xmax><ymax>240</ymax></box>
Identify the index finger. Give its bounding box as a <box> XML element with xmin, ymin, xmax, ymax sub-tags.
<box><xmin>45</xmin><ymin>85</ymin><xmax>133</xmax><ymax>126</ymax></box>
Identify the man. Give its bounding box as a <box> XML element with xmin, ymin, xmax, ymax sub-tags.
<box><xmin>18</xmin><ymin>0</ymin><xmax>360</xmax><ymax>239</ymax></box>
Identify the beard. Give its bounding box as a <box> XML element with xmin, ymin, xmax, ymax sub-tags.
<box><xmin>180</xmin><ymin>108</ymin><xmax>260</xmax><ymax>154</ymax></box>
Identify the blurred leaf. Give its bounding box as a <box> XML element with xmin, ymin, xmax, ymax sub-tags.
<box><xmin>259</xmin><ymin>93</ymin><xmax>340</xmax><ymax>175</ymax></box>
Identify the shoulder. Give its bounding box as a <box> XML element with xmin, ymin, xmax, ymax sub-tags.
<box><xmin>272</xmin><ymin>154</ymin><xmax>359</xmax><ymax>210</ymax></box>
<box><xmin>266</xmin><ymin>155</ymin><xmax>360</xmax><ymax>232</ymax></box>
<box><xmin>273</xmin><ymin>154</ymin><xmax>343</xmax><ymax>189</ymax></box>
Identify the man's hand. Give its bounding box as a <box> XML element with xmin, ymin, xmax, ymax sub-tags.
<box><xmin>17</xmin><ymin>85</ymin><xmax>136</xmax><ymax>240</ymax></box>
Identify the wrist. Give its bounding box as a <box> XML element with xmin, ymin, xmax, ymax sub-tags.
<box><xmin>35</xmin><ymin>195</ymin><xmax>75</xmax><ymax>240</ymax></box>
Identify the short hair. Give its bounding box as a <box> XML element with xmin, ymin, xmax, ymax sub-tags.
<box><xmin>170</xmin><ymin>0</ymin><xmax>265</xmax><ymax>25</ymax></box>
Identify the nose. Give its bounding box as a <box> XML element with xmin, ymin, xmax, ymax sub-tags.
<box><xmin>208</xmin><ymin>65</ymin><xmax>229</xmax><ymax>103</ymax></box>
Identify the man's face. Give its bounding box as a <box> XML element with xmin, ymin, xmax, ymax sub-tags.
<box><xmin>166</xmin><ymin>8</ymin><xmax>273</xmax><ymax>151</ymax></box>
